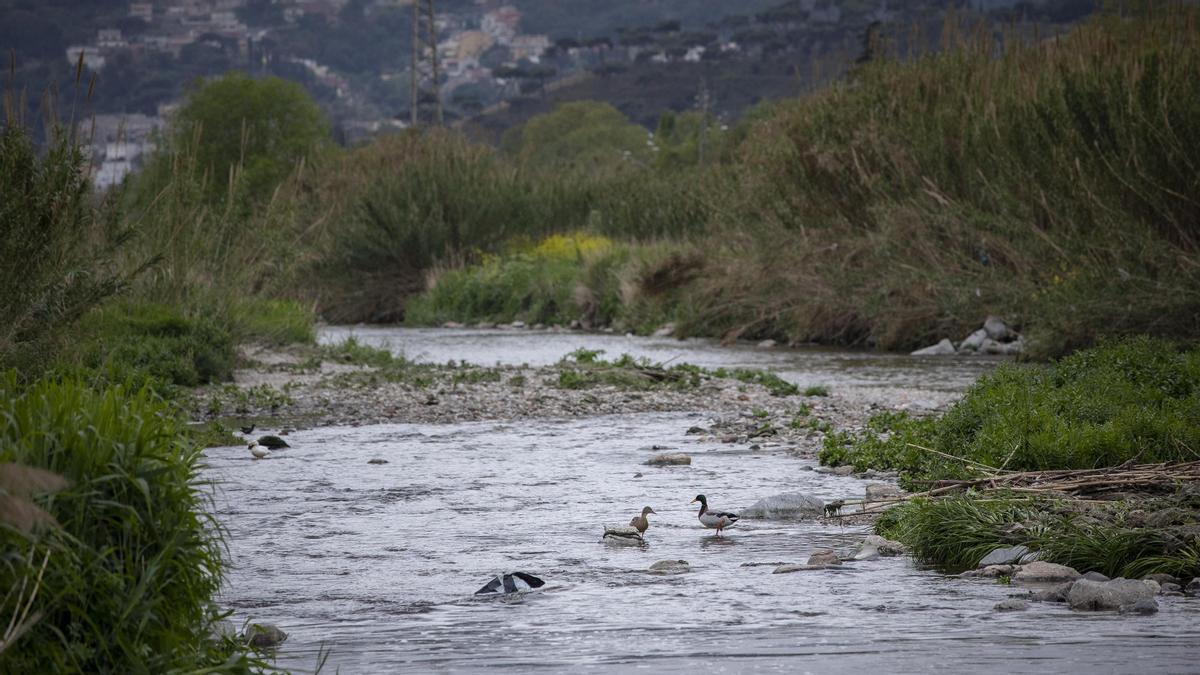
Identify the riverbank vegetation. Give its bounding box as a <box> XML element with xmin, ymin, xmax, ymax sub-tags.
<box><xmin>821</xmin><ymin>336</ymin><xmax>1200</xmax><ymax>577</ymax></box>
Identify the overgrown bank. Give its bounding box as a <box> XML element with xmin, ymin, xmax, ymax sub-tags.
<box><xmin>313</xmin><ymin>7</ymin><xmax>1200</xmax><ymax>358</ymax></box>
<box><xmin>820</xmin><ymin>337</ymin><xmax>1200</xmax><ymax>578</ymax></box>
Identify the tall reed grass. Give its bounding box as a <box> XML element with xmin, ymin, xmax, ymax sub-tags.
<box><xmin>0</xmin><ymin>374</ymin><xmax>253</xmax><ymax>671</ymax></box>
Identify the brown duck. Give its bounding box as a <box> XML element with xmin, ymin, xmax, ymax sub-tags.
<box><xmin>629</xmin><ymin>506</ymin><xmax>657</xmax><ymax>536</ymax></box>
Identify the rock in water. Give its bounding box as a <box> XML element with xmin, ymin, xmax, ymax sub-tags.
<box><xmin>257</xmin><ymin>435</ymin><xmax>290</xmax><ymax>449</ymax></box>
<box><xmin>602</xmin><ymin>525</ymin><xmax>644</xmax><ymax>546</ymax></box>
<box><xmin>907</xmin><ymin>338</ymin><xmax>955</xmax><ymax>355</ymax></box>
<box><xmin>855</xmin><ymin>534</ymin><xmax>906</xmax><ymax>560</ymax></box>
<box><xmin>245</xmin><ymin>623</ymin><xmax>288</xmax><ymax>648</ymax></box>
<box><xmin>994</xmin><ymin>599</ymin><xmax>1028</xmax><ymax>612</ymax></box>
<box><xmin>1013</xmin><ymin>561</ymin><xmax>1080</xmax><ymax>583</ymax></box>
<box><xmin>1067</xmin><ymin>578</ymin><xmax>1156</xmax><ymax>611</ymax></box>
<box><xmin>645</xmin><ymin>453</ymin><xmax>691</xmax><ymax>466</ymax></box>
<box><xmin>740</xmin><ymin>493</ymin><xmax>823</xmax><ymax>519</ymax></box>
<box><xmin>475</xmin><ymin>572</ymin><xmax>546</xmax><ymax>595</ymax></box>
<box><xmin>806</xmin><ymin>549</ymin><xmax>841</xmax><ymax>566</ymax></box>
<box><xmin>958</xmin><ymin>329</ymin><xmax>988</xmax><ymax>352</ymax></box>
<box><xmin>649</xmin><ymin>560</ymin><xmax>690</xmax><ymax>575</ymax></box>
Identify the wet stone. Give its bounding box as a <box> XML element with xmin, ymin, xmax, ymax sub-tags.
<box><xmin>1013</xmin><ymin>561</ymin><xmax>1080</xmax><ymax>584</ymax></box>
<box><xmin>1120</xmin><ymin>598</ymin><xmax>1160</xmax><ymax>615</ymax></box>
<box><xmin>994</xmin><ymin>599</ymin><xmax>1028</xmax><ymax>612</ymax></box>
<box><xmin>1081</xmin><ymin>571</ymin><xmax>1110</xmax><ymax>582</ymax></box>
<box><xmin>645</xmin><ymin>453</ymin><xmax>691</xmax><ymax>466</ymax></box>
<box><xmin>246</xmin><ymin>623</ymin><xmax>288</xmax><ymax>648</ymax></box>
<box><xmin>649</xmin><ymin>560</ymin><xmax>690</xmax><ymax>575</ymax></box>
<box><xmin>367</xmin><ymin>458</ymin><xmax>389</xmax><ymax>464</ymax></box>
<box><xmin>978</xmin><ymin>545</ymin><xmax>1032</xmax><ymax>567</ymax></box>
<box><xmin>806</xmin><ymin>549</ymin><xmax>841</xmax><ymax>566</ymax></box>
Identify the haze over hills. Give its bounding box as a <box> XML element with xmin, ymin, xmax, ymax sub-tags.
<box><xmin>2</xmin><ymin>0</ymin><xmax>1098</xmax><ymax>166</ymax></box>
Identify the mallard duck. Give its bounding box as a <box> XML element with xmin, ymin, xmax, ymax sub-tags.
<box><xmin>690</xmin><ymin>494</ymin><xmax>739</xmax><ymax>536</ymax></box>
<box><xmin>629</xmin><ymin>506</ymin><xmax>656</xmax><ymax>536</ymax></box>
<box><xmin>248</xmin><ymin>441</ymin><xmax>270</xmax><ymax>460</ymax></box>
<box><xmin>257</xmin><ymin>434</ymin><xmax>290</xmax><ymax>449</ymax></box>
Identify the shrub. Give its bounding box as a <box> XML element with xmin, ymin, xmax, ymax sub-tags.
<box><xmin>0</xmin><ymin>374</ymin><xmax>251</xmax><ymax>671</ymax></box>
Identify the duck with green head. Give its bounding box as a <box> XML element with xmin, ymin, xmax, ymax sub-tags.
<box><xmin>690</xmin><ymin>494</ymin><xmax>739</xmax><ymax>536</ymax></box>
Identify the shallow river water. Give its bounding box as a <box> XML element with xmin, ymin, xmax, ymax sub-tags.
<box><xmin>206</xmin><ymin>328</ymin><xmax>1200</xmax><ymax>673</ymax></box>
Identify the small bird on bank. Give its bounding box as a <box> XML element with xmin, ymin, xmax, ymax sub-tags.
<box><xmin>241</xmin><ymin>424</ymin><xmax>256</xmax><ymax>435</ymax></box>
<box><xmin>690</xmin><ymin>494</ymin><xmax>739</xmax><ymax>536</ymax></box>
<box><xmin>248</xmin><ymin>441</ymin><xmax>271</xmax><ymax>460</ymax></box>
<box><xmin>629</xmin><ymin>506</ymin><xmax>656</xmax><ymax>536</ymax></box>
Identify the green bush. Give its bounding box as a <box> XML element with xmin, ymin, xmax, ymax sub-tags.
<box><xmin>822</xmin><ymin>337</ymin><xmax>1200</xmax><ymax>485</ymax></box>
<box><xmin>0</xmin><ymin>374</ymin><xmax>253</xmax><ymax>671</ymax></box>
<box><xmin>72</xmin><ymin>302</ymin><xmax>235</xmax><ymax>389</ymax></box>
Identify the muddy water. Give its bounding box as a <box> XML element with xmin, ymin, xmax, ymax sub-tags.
<box><xmin>206</xmin><ymin>330</ymin><xmax>1200</xmax><ymax>672</ymax></box>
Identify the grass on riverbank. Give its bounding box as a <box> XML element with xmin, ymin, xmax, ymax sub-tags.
<box><xmin>877</xmin><ymin>494</ymin><xmax>1200</xmax><ymax>579</ymax></box>
<box><xmin>820</xmin><ymin>337</ymin><xmax>1200</xmax><ymax>488</ymax></box>
<box><xmin>0</xmin><ymin>375</ymin><xmax>261</xmax><ymax>672</ymax></box>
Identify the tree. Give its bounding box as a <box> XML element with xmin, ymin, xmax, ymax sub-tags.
<box><xmin>167</xmin><ymin>72</ymin><xmax>330</xmax><ymax>202</ymax></box>
<box><xmin>501</xmin><ymin>101</ymin><xmax>651</xmax><ymax>171</ymax></box>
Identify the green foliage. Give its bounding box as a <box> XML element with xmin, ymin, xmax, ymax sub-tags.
<box><xmin>711</xmin><ymin>368</ymin><xmax>799</xmax><ymax>397</ymax></box>
<box><xmin>879</xmin><ymin>495</ymin><xmax>1200</xmax><ymax>578</ymax></box>
<box><xmin>803</xmin><ymin>385</ymin><xmax>830</xmax><ymax>397</ymax></box>
<box><xmin>166</xmin><ymin>72</ymin><xmax>329</xmax><ymax>202</ymax></box>
<box><xmin>319</xmin><ymin>336</ymin><xmax>403</xmax><ymax>368</ymax></box>
<box><xmin>71</xmin><ymin>302</ymin><xmax>235</xmax><ymax>390</ymax></box>
<box><xmin>501</xmin><ymin>101</ymin><xmax>651</xmax><ymax>171</ymax></box>
<box><xmin>820</xmin><ymin>338</ymin><xmax>1200</xmax><ymax>486</ymax></box>
<box><xmin>0</xmin><ymin>122</ymin><xmax>139</xmax><ymax>373</ymax></box>
<box><xmin>0</xmin><ymin>374</ymin><xmax>255</xmax><ymax>671</ymax></box>
<box><xmin>232</xmin><ymin>298</ymin><xmax>316</xmax><ymax>345</ymax></box>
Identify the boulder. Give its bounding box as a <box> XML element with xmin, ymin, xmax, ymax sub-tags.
<box><xmin>1142</xmin><ymin>579</ymin><xmax>1161</xmax><ymax>595</ymax></box>
<box><xmin>652</xmin><ymin>323</ymin><xmax>676</xmax><ymax>337</ymax></box>
<box><xmin>983</xmin><ymin>315</ymin><xmax>1010</xmax><ymax>341</ymax></box>
<box><xmin>1068</xmin><ymin>578</ymin><xmax>1156</xmax><ymax>611</ymax></box>
<box><xmin>1188</xmin><ymin>578</ymin><xmax>1200</xmax><ymax>594</ymax></box>
<box><xmin>911</xmin><ymin>338</ymin><xmax>956</xmax><ymax>356</ymax></box>
<box><xmin>1160</xmin><ymin>582</ymin><xmax>1183</xmax><ymax>595</ymax></box>
<box><xmin>864</xmin><ymin>483</ymin><xmax>904</xmax><ymax>502</ymax></box>
<box><xmin>963</xmin><ymin>564</ymin><xmax>1018</xmax><ymax>579</ymax></box>
<box><xmin>1013</xmin><ymin>561</ymin><xmax>1080</xmax><ymax>583</ymax></box>
<box><xmin>773</xmin><ymin>564</ymin><xmax>829</xmax><ymax>574</ymax></box>
<box><xmin>978</xmin><ymin>545</ymin><xmax>1034</xmax><ymax>567</ymax></box>
<box><xmin>994</xmin><ymin>599</ymin><xmax>1028</xmax><ymax>612</ymax></box>
<box><xmin>1120</xmin><ymin>598</ymin><xmax>1159</xmax><ymax>615</ymax></box>
<box><xmin>958</xmin><ymin>329</ymin><xmax>989</xmax><ymax>352</ymax></box>
<box><xmin>1002</xmin><ymin>337</ymin><xmax>1026</xmax><ymax>355</ymax></box>
<box><xmin>245</xmin><ymin>623</ymin><xmax>288</xmax><ymax>649</ymax></box>
<box><xmin>1143</xmin><ymin>573</ymin><xmax>1181</xmax><ymax>586</ymax></box>
<box><xmin>644</xmin><ymin>453</ymin><xmax>691</xmax><ymax>466</ymax></box>
<box><xmin>511</xmin><ymin>321</ymin><xmax>526</xmax><ymax>328</ymax></box>
<box><xmin>602</xmin><ymin>526</ymin><xmax>645</xmax><ymax>546</ymax></box>
<box><xmin>806</xmin><ymin>549</ymin><xmax>841</xmax><ymax>566</ymax></box>
<box><xmin>686</xmin><ymin>426</ymin><xmax>706</xmax><ymax>435</ymax></box>
<box><xmin>1030</xmin><ymin>582</ymin><xmax>1073</xmax><ymax>602</ymax></box>
<box><xmin>740</xmin><ymin>493</ymin><xmax>824</xmax><ymax>519</ymax></box>
<box><xmin>1081</xmin><ymin>571</ymin><xmax>1110</xmax><ymax>582</ymax></box>
<box><xmin>649</xmin><ymin>560</ymin><xmax>690</xmax><ymax>575</ymax></box>
<box><xmin>857</xmin><ymin>534</ymin><xmax>906</xmax><ymax>558</ymax></box>
<box><xmin>757</xmin><ymin>339</ymin><xmax>777</xmax><ymax>348</ymax></box>
<box><xmin>833</xmin><ymin>465</ymin><xmax>855</xmax><ymax>476</ymax></box>
<box><xmin>979</xmin><ymin>338</ymin><xmax>1007</xmax><ymax>355</ymax></box>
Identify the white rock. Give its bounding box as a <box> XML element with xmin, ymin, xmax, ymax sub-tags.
<box><xmin>958</xmin><ymin>329</ymin><xmax>988</xmax><ymax>352</ymax></box>
<box><xmin>652</xmin><ymin>323</ymin><xmax>676</xmax><ymax>337</ymax></box>
<box><xmin>756</xmin><ymin>339</ymin><xmax>777</xmax><ymax>348</ymax></box>
<box><xmin>983</xmin><ymin>315</ymin><xmax>1010</xmax><ymax>340</ymax></box>
<box><xmin>1014</xmin><ymin>561</ymin><xmax>1081</xmax><ymax>583</ymax></box>
<box><xmin>911</xmin><ymin>338</ymin><xmax>956</xmax><ymax>356</ymax></box>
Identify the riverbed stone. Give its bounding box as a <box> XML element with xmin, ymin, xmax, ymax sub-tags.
<box><xmin>1030</xmin><ymin>581</ymin><xmax>1073</xmax><ymax>602</ymax></box>
<box><xmin>958</xmin><ymin>329</ymin><xmax>989</xmax><ymax>352</ymax></box>
<box><xmin>740</xmin><ymin>493</ymin><xmax>823</xmax><ymax>519</ymax></box>
<box><xmin>757</xmin><ymin>339</ymin><xmax>777</xmax><ymax>348</ymax></box>
<box><xmin>1120</xmin><ymin>598</ymin><xmax>1159</xmax><ymax>615</ymax></box>
<box><xmin>983</xmin><ymin>315</ymin><xmax>1010</xmax><ymax>341</ymax></box>
<box><xmin>1188</xmin><ymin>578</ymin><xmax>1200</xmax><ymax>594</ymax></box>
<box><xmin>1081</xmin><ymin>571</ymin><xmax>1110</xmax><ymax>582</ymax></box>
<box><xmin>806</xmin><ymin>549</ymin><xmax>841</xmax><ymax>566</ymax></box>
<box><xmin>1143</xmin><ymin>573</ymin><xmax>1181</xmax><ymax>587</ymax></box>
<box><xmin>856</xmin><ymin>534</ymin><xmax>906</xmax><ymax>559</ymax></box>
<box><xmin>864</xmin><ymin>483</ymin><xmax>904</xmax><ymax>502</ymax></box>
<box><xmin>773</xmin><ymin>564</ymin><xmax>828</xmax><ymax>573</ymax></box>
<box><xmin>962</xmin><ymin>564</ymin><xmax>1018</xmax><ymax>579</ymax></box>
<box><xmin>602</xmin><ymin>525</ymin><xmax>644</xmax><ymax>546</ymax></box>
<box><xmin>911</xmin><ymin>338</ymin><xmax>956</xmax><ymax>356</ymax></box>
<box><xmin>994</xmin><ymin>599</ymin><xmax>1028</xmax><ymax>612</ymax></box>
<box><xmin>245</xmin><ymin>623</ymin><xmax>288</xmax><ymax>648</ymax></box>
<box><xmin>652</xmin><ymin>323</ymin><xmax>676</xmax><ymax>337</ymax></box>
<box><xmin>367</xmin><ymin>458</ymin><xmax>389</xmax><ymax>464</ymax></box>
<box><xmin>649</xmin><ymin>560</ymin><xmax>690</xmax><ymax>575</ymax></box>
<box><xmin>978</xmin><ymin>545</ymin><xmax>1033</xmax><ymax>567</ymax></box>
<box><xmin>1068</xmin><ymin>578</ymin><xmax>1156</xmax><ymax>611</ymax></box>
<box><xmin>1160</xmin><ymin>582</ymin><xmax>1183</xmax><ymax>595</ymax></box>
<box><xmin>644</xmin><ymin>453</ymin><xmax>691</xmax><ymax>466</ymax></box>
<box><xmin>1013</xmin><ymin>561</ymin><xmax>1080</xmax><ymax>583</ymax></box>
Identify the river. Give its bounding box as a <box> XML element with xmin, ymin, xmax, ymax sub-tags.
<box><xmin>204</xmin><ymin>328</ymin><xmax>1200</xmax><ymax>673</ymax></box>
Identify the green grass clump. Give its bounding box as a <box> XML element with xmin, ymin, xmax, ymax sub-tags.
<box><xmin>70</xmin><ymin>302</ymin><xmax>235</xmax><ymax>390</ymax></box>
<box><xmin>320</xmin><ymin>336</ymin><xmax>404</xmax><ymax>368</ymax></box>
<box><xmin>711</xmin><ymin>368</ymin><xmax>799</xmax><ymax>397</ymax></box>
<box><xmin>0</xmin><ymin>374</ymin><xmax>255</xmax><ymax>671</ymax></box>
<box><xmin>878</xmin><ymin>495</ymin><xmax>1200</xmax><ymax>579</ymax></box>
<box><xmin>820</xmin><ymin>337</ymin><xmax>1200</xmax><ymax>486</ymax></box>
<box><xmin>803</xmin><ymin>385</ymin><xmax>830</xmax><ymax>397</ymax></box>
<box><xmin>232</xmin><ymin>297</ymin><xmax>316</xmax><ymax>345</ymax></box>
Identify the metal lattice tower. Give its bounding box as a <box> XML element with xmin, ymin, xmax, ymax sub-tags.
<box><xmin>410</xmin><ymin>0</ymin><xmax>442</xmax><ymax>127</ymax></box>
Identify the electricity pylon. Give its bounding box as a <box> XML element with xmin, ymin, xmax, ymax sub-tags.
<box><xmin>410</xmin><ymin>0</ymin><xmax>442</xmax><ymax>127</ymax></box>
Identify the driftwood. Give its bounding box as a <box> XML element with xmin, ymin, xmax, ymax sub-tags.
<box><xmin>844</xmin><ymin>447</ymin><xmax>1200</xmax><ymax>516</ymax></box>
